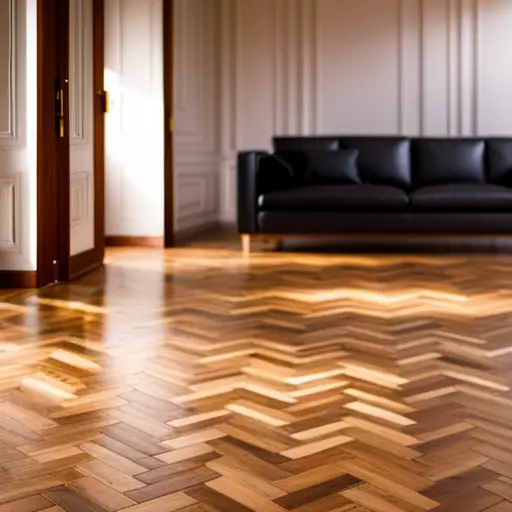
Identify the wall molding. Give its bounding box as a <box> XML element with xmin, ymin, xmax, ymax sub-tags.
<box><xmin>174</xmin><ymin>0</ymin><xmax>216</xmax><ymax>153</ymax></box>
<box><xmin>299</xmin><ymin>0</ymin><xmax>314</xmax><ymax>135</ymax></box>
<box><xmin>0</xmin><ymin>175</ymin><xmax>20</xmax><ymax>252</ymax></box>
<box><xmin>176</xmin><ymin>174</ymin><xmax>207</xmax><ymax>220</ymax></box>
<box><xmin>173</xmin><ymin>0</ymin><xmax>221</xmax><ymax>234</ymax></box>
<box><xmin>459</xmin><ymin>0</ymin><xmax>478</xmax><ymax>136</ymax></box>
<box><xmin>0</xmin><ymin>0</ymin><xmax>17</xmax><ymax>142</ymax></box>
<box><xmin>69</xmin><ymin>0</ymin><xmax>85</xmax><ymax>141</ymax></box>
<box><xmin>223</xmin><ymin>0</ymin><xmax>486</xmax><ymax>143</ymax></box>
<box><xmin>218</xmin><ymin>0</ymin><xmax>505</xmax><ymax>222</ymax></box>
<box><xmin>396</xmin><ymin>0</ymin><xmax>403</xmax><ymax>133</ymax></box>
<box><xmin>311</xmin><ymin>0</ymin><xmax>320</xmax><ymax>134</ymax></box>
<box><xmin>273</xmin><ymin>0</ymin><xmax>284</xmax><ymax>135</ymax></box>
<box><xmin>472</xmin><ymin>0</ymin><xmax>480</xmax><ymax>136</ymax></box>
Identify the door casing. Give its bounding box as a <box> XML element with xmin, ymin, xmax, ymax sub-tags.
<box><xmin>163</xmin><ymin>0</ymin><xmax>174</xmax><ymax>248</ymax></box>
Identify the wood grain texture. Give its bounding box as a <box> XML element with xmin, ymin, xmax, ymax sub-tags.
<box><xmin>3</xmin><ymin>234</ymin><xmax>512</xmax><ymax>510</ymax></box>
<box><xmin>37</xmin><ymin>0</ymin><xmax>69</xmax><ymax>287</ymax></box>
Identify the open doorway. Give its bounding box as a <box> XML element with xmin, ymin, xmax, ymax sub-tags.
<box><xmin>36</xmin><ymin>0</ymin><xmax>175</xmax><ymax>287</ymax></box>
<box><xmin>102</xmin><ymin>0</ymin><xmax>174</xmax><ymax>250</ymax></box>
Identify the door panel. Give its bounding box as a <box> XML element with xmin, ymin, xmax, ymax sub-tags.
<box><xmin>69</xmin><ymin>0</ymin><xmax>95</xmax><ymax>257</ymax></box>
<box><xmin>68</xmin><ymin>0</ymin><xmax>105</xmax><ymax>279</ymax></box>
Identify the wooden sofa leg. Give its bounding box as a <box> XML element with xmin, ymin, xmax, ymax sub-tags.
<box><xmin>241</xmin><ymin>235</ymin><xmax>251</xmax><ymax>256</ymax></box>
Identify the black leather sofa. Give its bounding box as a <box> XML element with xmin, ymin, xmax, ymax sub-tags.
<box><xmin>237</xmin><ymin>136</ymin><xmax>512</xmax><ymax>253</ymax></box>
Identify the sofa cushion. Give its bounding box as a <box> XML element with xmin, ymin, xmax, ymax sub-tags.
<box><xmin>276</xmin><ymin>149</ymin><xmax>361</xmax><ymax>185</ymax></box>
<box><xmin>257</xmin><ymin>154</ymin><xmax>294</xmax><ymax>194</ymax></box>
<box><xmin>339</xmin><ymin>137</ymin><xmax>411</xmax><ymax>189</ymax></box>
<box><xmin>487</xmin><ymin>139</ymin><xmax>512</xmax><ymax>185</ymax></box>
<box><xmin>410</xmin><ymin>184</ymin><xmax>512</xmax><ymax>212</ymax></box>
<box><xmin>413</xmin><ymin>139</ymin><xmax>485</xmax><ymax>186</ymax></box>
<box><xmin>258</xmin><ymin>185</ymin><xmax>409</xmax><ymax>212</ymax></box>
<box><xmin>273</xmin><ymin>136</ymin><xmax>339</xmax><ymax>152</ymax></box>
<box><xmin>307</xmin><ymin>149</ymin><xmax>361</xmax><ymax>184</ymax></box>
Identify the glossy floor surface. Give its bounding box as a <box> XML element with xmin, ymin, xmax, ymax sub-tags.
<box><xmin>2</xmin><ymin>237</ymin><xmax>512</xmax><ymax>511</ymax></box>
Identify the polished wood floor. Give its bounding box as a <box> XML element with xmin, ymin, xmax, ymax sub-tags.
<box><xmin>2</xmin><ymin>235</ymin><xmax>512</xmax><ymax>511</ymax></box>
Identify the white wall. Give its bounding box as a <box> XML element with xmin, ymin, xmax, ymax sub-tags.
<box><xmin>173</xmin><ymin>0</ymin><xmax>221</xmax><ymax>234</ymax></box>
<box><xmin>104</xmin><ymin>0</ymin><xmax>222</xmax><ymax>238</ymax></box>
<box><xmin>219</xmin><ymin>0</ymin><xmax>512</xmax><ymax>222</ymax></box>
<box><xmin>104</xmin><ymin>0</ymin><xmax>165</xmax><ymax>237</ymax></box>
<box><xmin>0</xmin><ymin>0</ymin><xmax>37</xmax><ymax>271</ymax></box>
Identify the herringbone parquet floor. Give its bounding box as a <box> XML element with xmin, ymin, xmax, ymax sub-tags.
<box><xmin>2</xmin><ymin>236</ymin><xmax>512</xmax><ymax>511</ymax></box>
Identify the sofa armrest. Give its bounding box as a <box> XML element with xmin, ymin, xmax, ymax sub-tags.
<box><xmin>237</xmin><ymin>151</ymin><xmax>269</xmax><ymax>234</ymax></box>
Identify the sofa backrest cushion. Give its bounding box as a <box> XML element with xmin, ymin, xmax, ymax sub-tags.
<box><xmin>257</xmin><ymin>154</ymin><xmax>295</xmax><ymax>194</ymax></box>
<box><xmin>273</xmin><ymin>137</ymin><xmax>339</xmax><ymax>152</ymax></box>
<box><xmin>276</xmin><ymin>149</ymin><xmax>361</xmax><ymax>185</ymax></box>
<box><xmin>307</xmin><ymin>149</ymin><xmax>360</xmax><ymax>185</ymax></box>
<box><xmin>413</xmin><ymin>138</ymin><xmax>485</xmax><ymax>186</ymax></box>
<box><xmin>339</xmin><ymin>137</ymin><xmax>412</xmax><ymax>189</ymax></box>
<box><xmin>487</xmin><ymin>139</ymin><xmax>512</xmax><ymax>186</ymax></box>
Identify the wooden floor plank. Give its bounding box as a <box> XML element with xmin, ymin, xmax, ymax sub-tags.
<box><xmin>2</xmin><ymin>236</ymin><xmax>512</xmax><ymax>510</ymax></box>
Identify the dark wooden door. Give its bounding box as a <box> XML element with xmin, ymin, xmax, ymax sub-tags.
<box><xmin>37</xmin><ymin>0</ymin><xmax>70</xmax><ymax>287</ymax></box>
<box><xmin>37</xmin><ymin>0</ymin><xmax>105</xmax><ymax>287</ymax></box>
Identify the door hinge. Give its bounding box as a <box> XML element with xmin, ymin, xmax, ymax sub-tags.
<box><xmin>98</xmin><ymin>90</ymin><xmax>109</xmax><ymax>113</ymax></box>
<box><xmin>53</xmin><ymin>260</ymin><xmax>60</xmax><ymax>283</ymax></box>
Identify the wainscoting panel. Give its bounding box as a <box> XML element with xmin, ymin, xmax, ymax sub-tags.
<box><xmin>476</xmin><ymin>0</ymin><xmax>512</xmax><ymax>136</ymax></box>
<box><xmin>0</xmin><ymin>0</ymin><xmax>20</xmax><ymax>146</ymax></box>
<box><xmin>421</xmin><ymin>0</ymin><xmax>453</xmax><ymax>136</ymax></box>
<box><xmin>219</xmin><ymin>0</ymin><xmax>512</xmax><ymax>222</ymax></box>
<box><xmin>234</xmin><ymin>0</ymin><xmax>277</xmax><ymax>150</ymax></box>
<box><xmin>0</xmin><ymin>176</ymin><xmax>18</xmax><ymax>251</ymax></box>
<box><xmin>174</xmin><ymin>0</ymin><xmax>221</xmax><ymax>234</ymax></box>
<box><xmin>0</xmin><ymin>0</ymin><xmax>37</xmax><ymax>272</ymax></box>
<box><xmin>400</xmin><ymin>0</ymin><xmax>422</xmax><ymax>135</ymax></box>
<box><xmin>316</xmin><ymin>0</ymin><xmax>402</xmax><ymax>134</ymax></box>
<box><xmin>175</xmin><ymin>170</ymin><xmax>219</xmax><ymax>233</ymax></box>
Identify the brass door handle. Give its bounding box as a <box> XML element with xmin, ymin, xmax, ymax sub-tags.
<box><xmin>55</xmin><ymin>78</ymin><xmax>68</xmax><ymax>138</ymax></box>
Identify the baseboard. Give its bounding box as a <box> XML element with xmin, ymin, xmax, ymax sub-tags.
<box><xmin>218</xmin><ymin>220</ymin><xmax>236</xmax><ymax>232</ymax></box>
<box><xmin>174</xmin><ymin>221</ymin><xmax>228</xmax><ymax>244</ymax></box>
<box><xmin>70</xmin><ymin>248</ymin><xmax>103</xmax><ymax>279</ymax></box>
<box><xmin>105</xmin><ymin>236</ymin><xmax>164</xmax><ymax>248</ymax></box>
<box><xmin>0</xmin><ymin>271</ymin><xmax>37</xmax><ymax>289</ymax></box>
